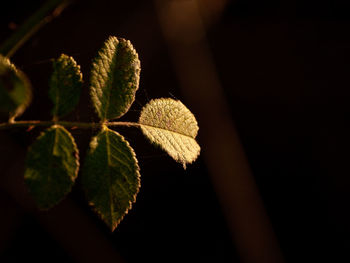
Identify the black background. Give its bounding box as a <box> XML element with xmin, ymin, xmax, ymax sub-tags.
<box><xmin>1</xmin><ymin>0</ymin><xmax>350</xmax><ymax>262</ymax></box>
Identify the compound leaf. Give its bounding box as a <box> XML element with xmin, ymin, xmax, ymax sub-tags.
<box><xmin>90</xmin><ymin>36</ymin><xmax>140</xmax><ymax>121</ymax></box>
<box><xmin>49</xmin><ymin>54</ymin><xmax>83</xmax><ymax>118</ymax></box>
<box><xmin>138</xmin><ymin>98</ymin><xmax>200</xmax><ymax>168</ymax></box>
<box><xmin>0</xmin><ymin>54</ymin><xmax>31</xmax><ymax>120</ymax></box>
<box><xmin>82</xmin><ymin>127</ymin><xmax>140</xmax><ymax>231</ymax></box>
<box><xmin>24</xmin><ymin>125</ymin><xmax>79</xmax><ymax>210</ymax></box>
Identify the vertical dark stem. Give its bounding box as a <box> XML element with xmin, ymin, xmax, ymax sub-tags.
<box><xmin>0</xmin><ymin>0</ymin><xmax>71</xmax><ymax>58</ymax></box>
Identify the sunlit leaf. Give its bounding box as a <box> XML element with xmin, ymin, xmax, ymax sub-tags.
<box><xmin>82</xmin><ymin>127</ymin><xmax>140</xmax><ymax>231</ymax></box>
<box><xmin>139</xmin><ymin>98</ymin><xmax>200</xmax><ymax>168</ymax></box>
<box><xmin>49</xmin><ymin>54</ymin><xmax>83</xmax><ymax>118</ymax></box>
<box><xmin>0</xmin><ymin>54</ymin><xmax>31</xmax><ymax>120</ymax></box>
<box><xmin>24</xmin><ymin>125</ymin><xmax>79</xmax><ymax>209</ymax></box>
<box><xmin>90</xmin><ymin>36</ymin><xmax>140</xmax><ymax>121</ymax></box>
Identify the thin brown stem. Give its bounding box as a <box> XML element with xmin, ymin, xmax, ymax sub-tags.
<box><xmin>0</xmin><ymin>120</ymin><xmax>140</xmax><ymax>130</ymax></box>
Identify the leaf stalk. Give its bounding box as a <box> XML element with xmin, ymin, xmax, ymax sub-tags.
<box><xmin>0</xmin><ymin>120</ymin><xmax>140</xmax><ymax>130</ymax></box>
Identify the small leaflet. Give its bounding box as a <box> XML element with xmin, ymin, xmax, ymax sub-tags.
<box><xmin>138</xmin><ymin>98</ymin><xmax>200</xmax><ymax>168</ymax></box>
<box><xmin>82</xmin><ymin>127</ymin><xmax>140</xmax><ymax>231</ymax></box>
<box><xmin>90</xmin><ymin>36</ymin><xmax>141</xmax><ymax>121</ymax></box>
<box><xmin>49</xmin><ymin>54</ymin><xmax>83</xmax><ymax>118</ymax></box>
<box><xmin>24</xmin><ymin>125</ymin><xmax>79</xmax><ymax>209</ymax></box>
<box><xmin>0</xmin><ymin>55</ymin><xmax>31</xmax><ymax>120</ymax></box>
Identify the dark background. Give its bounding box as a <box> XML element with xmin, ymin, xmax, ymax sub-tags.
<box><xmin>1</xmin><ymin>0</ymin><xmax>350</xmax><ymax>262</ymax></box>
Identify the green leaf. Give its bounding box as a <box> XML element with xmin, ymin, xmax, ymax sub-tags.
<box><xmin>90</xmin><ymin>36</ymin><xmax>141</xmax><ymax>121</ymax></box>
<box><xmin>24</xmin><ymin>125</ymin><xmax>79</xmax><ymax>210</ymax></box>
<box><xmin>49</xmin><ymin>54</ymin><xmax>83</xmax><ymax>118</ymax></box>
<box><xmin>82</xmin><ymin>127</ymin><xmax>140</xmax><ymax>231</ymax></box>
<box><xmin>0</xmin><ymin>54</ymin><xmax>31</xmax><ymax>120</ymax></box>
<box><xmin>138</xmin><ymin>98</ymin><xmax>200</xmax><ymax>169</ymax></box>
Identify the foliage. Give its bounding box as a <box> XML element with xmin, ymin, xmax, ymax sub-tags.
<box><xmin>0</xmin><ymin>36</ymin><xmax>200</xmax><ymax>230</ymax></box>
<box><xmin>139</xmin><ymin>98</ymin><xmax>200</xmax><ymax>169</ymax></box>
<box><xmin>82</xmin><ymin>127</ymin><xmax>140</xmax><ymax>231</ymax></box>
<box><xmin>90</xmin><ymin>36</ymin><xmax>140</xmax><ymax>121</ymax></box>
<box><xmin>24</xmin><ymin>125</ymin><xmax>79</xmax><ymax>210</ymax></box>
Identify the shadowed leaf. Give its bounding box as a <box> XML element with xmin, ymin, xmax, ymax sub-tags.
<box><xmin>49</xmin><ymin>54</ymin><xmax>83</xmax><ymax>118</ymax></box>
<box><xmin>90</xmin><ymin>36</ymin><xmax>140</xmax><ymax>121</ymax></box>
<box><xmin>139</xmin><ymin>98</ymin><xmax>200</xmax><ymax>168</ymax></box>
<box><xmin>0</xmin><ymin>55</ymin><xmax>31</xmax><ymax>120</ymax></box>
<box><xmin>24</xmin><ymin>125</ymin><xmax>79</xmax><ymax>209</ymax></box>
<box><xmin>82</xmin><ymin>127</ymin><xmax>140</xmax><ymax>231</ymax></box>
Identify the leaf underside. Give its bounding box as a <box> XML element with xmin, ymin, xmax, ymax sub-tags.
<box><xmin>0</xmin><ymin>54</ymin><xmax>31</xmax><ymax>120</ymax></box>
<box><xmin>82</xmin><ymin>127</ymin><xmax>140</xmax><ymax>231</ymax></box>
<box><xmin>49</xmin><ymin>54</ymin><xmax>83</xmax><ymax>118</ymax></box>
<box><xmin>90</xmin><ymin>36</ymin><xmax>141</xmax><ymax>121</ymax></box>
<box><xmin>24</xmin><ymin>125</ymin><xmax>79</xmax><ymax>210</ymax></box>
<box><xmin>138</xmin><ymin>98</ymin><xmax>200</xmax><ymax>168</ymax></box>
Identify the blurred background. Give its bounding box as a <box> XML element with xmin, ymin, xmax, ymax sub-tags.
<box><xmin>1</xmin><ymin>0</ymin><xmax>350</xmax><ymax>262</ymax></box>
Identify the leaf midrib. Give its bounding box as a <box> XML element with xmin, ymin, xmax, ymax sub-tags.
<box><xmin>138</xmin><ymin>123</ymin><xmax>196</xmax><ymax>139</ymax></box>
<box><xmin>44</xmin><ymin>127</ymin><xmax>58</xmax><ymax>200</ymax></box>
<box><xmin>105</xmin><ymin>130</ymin><xmax>115</xmax><ymax>226</ymax></box>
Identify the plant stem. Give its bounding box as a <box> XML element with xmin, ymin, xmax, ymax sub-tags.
<box><xmin>0</xmin><ymin>120</ymin><xmax>140</xmax><ymax>130</ymax></box>
<box><xmin>0</xmin><ymin>0</ymin><xmax>71</xmax><ymax>58</ymax></box>
<box><xmin>107</xmin><ymin>122</ymin><xmax>140</xmax><ymax>128</ymax></box>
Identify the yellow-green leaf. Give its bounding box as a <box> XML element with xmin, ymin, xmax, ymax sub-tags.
<box><xmin>49</xmin><ymin>54</ymin><xmax>83</xmax><ymax>118</ymax></box>
<box><xmin>138</xmin><ymin>98</ymin><xmax>200</xmax><ymax>168</ymax></box>
<box><xmin>90</xmin><ymin>36</ymin><xmax>141</xmax><ymax>121</ymax></box>
<box><xmin>24</xmin><ymin>125</ymin><xmax>79</xmax><ymax>210</ymax></box>
<box><xmin>0</xmin><ymin>55</ymin><xmax>31</xmax><ymax>120</ymax></box>
<box><xmin>82</xmin><ymin>127</ymin><xmax>140</xmax><ymax>231</ymax></box>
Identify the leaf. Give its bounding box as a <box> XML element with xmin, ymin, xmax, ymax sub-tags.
<box><xmin>90</xmin><ymin>36</ymin><xmax>141</xmax><ymax>121</ymax></box>
<box><xmin>49</xmin><ymin>54</ymin><xmax>83</xmax><ymax>118</ymax></box>
<box><xmin>0</xmin><ymin>54</ymin><xmax>31</xmax><ymax>120</ymax></box>
<box><xmin>82</xmin><ymin>127</ymin><xmax>140</xmax><ymax>231</ymax></box>
<box><xmin>24</xmin><ymin>125</ymin><xmax>79</xmax><ymax>210</ymax></box>
<box><xmin>138</xmin><ymin>98</ymin><xmax>200</xmax><ymax>168</ymax></box>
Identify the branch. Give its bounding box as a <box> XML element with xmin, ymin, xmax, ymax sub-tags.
<box><xmin>0</xmin><ymin>0</ymin><xmax>71</xmax><ymax>58</ymax></box>
<box><xmin>0</xmin><ymin>120</ymin><xmax>140</xmax><ymax>130</ymax></box>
